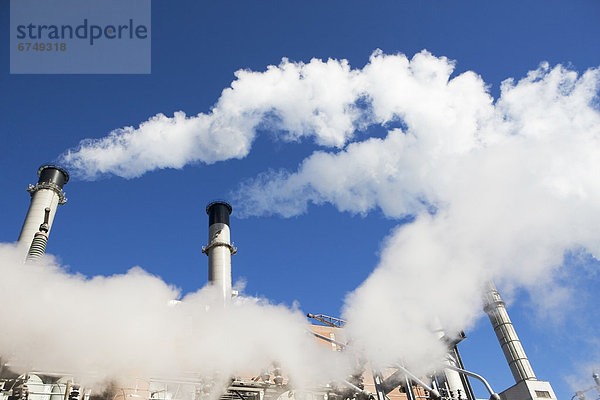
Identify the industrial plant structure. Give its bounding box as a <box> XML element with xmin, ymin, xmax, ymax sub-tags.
<box><xmin>0</xmin><ymin>165</ymin><xmax>561</xmax><ymax>400</ymax></box>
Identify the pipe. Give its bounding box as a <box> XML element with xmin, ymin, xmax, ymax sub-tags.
<box><xmin>25</xmin><ymin>207</ymin><xmax>51</xmax><ymax>263</ymax></box>
<box><xmin>444</xmin><ymin>363</ymin><xmax>500</xmax><ymax>400</ymax></box>
<box><xmin>431</xmin><ymin>317</ymin><xmax>472</xmax><ymax>400</ymax></box>
<box><xmin>371</xmin><ymin>369</ymin><xmax>387</xmax><ymax>400</ymax></box>
<box><xmin>308</xmin><ymin>330</ymin><xmax>347</xmax><ymax>349</ymax></box>
<box><xmin>438</xmin><ymin>353</ymin><xmax>470</xmax><ymax>400</ymax></box>
<box><xmin>373</xmin><ymin>369</ymin><xmax>416</xmax><ymax>400</ymax></box>
<box><xmin>450</xmin><ymin>345</ymin><xmax>476</xmax><ymax>400</ymax></box>
<box><xmin>483</xmin><ymin>280</ymin><xmax>536</xmax><ymax>383</ymax></box>
<box><xmin>202</xmin><ymin>201</ymin><xmax>236</xmax><ymax>304</ymax></box>
<box><xmin>393</xmin><ymin>364</ymin><xmax>440</xmax><ymax>399</ymax></box>
<box><xmin>342</xmin><ymin>380</ymin><xmax>372</xmax><ymax>398</ymax></box>
<box><xmin>64</xmin><ymin>381</ymin><xmax>72</xmax><ymax>400</ymax></box>
<box><xmin>400</xmin><ymin>376</ymin><xmax>416</xmax><ymax>400</ymax></box>
<box><xmin>18</xmin><ymin>165</ymin><xmax>69</xmax><ymax>249</ymax></box>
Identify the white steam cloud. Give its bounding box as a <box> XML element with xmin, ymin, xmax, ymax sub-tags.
<box><xmin>61</xmin><ymin>57</ymin><xmax>366</xmax><ymax>179</ymax></box>
<box><xmin>0</xmin><ymin>244</ymin><xmax>350</xmax><ymax>389</ymax></box>
<box><xmin>232</xmin><ymin>53</ymin><xmax>600</xmax><ymax>373</ymax></box>
<box><xmin>56</xmin><ymin>50</ymin><xmax>600</xmax><ymax>388</ymax></box>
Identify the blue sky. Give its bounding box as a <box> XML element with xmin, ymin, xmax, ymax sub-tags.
<box><xmin>1</xmin><ymin>1</ymin><xmax>600</xmax><ymax>399</ymax></box>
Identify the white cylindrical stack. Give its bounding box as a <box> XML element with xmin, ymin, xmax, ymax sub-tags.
<box><xmin>17</xmin><ymin>165</ymin><xmax>69</xmax><ymax>250</ymax></box>
<box><xmin>208</xmin><ymin>221</ymin><xmax>232</xmax><ymax>300</ymax></box>
<box><xmin>483</xmin><ymin>280</ymin><xmax>536</xmax><ymax>383</ymax></box>
<box><xmin>442</xmin><ymin>357</ymin><xmax>469</xmax><ymax>399</ymax></box>
<box><xmin>203</xmin><ymin>201</ymin><xmax>236</xmax><ymax>304</ymax></box>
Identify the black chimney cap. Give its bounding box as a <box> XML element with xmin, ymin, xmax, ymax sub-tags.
<box><xmin>206</xmin><ymin>201</ymin><xmax>232</xmax><ymax>226</ymax></box>
<box><xmin>37</xmin><ymin>165</ymin><xmax>69</xmax><ymax>188</ymax></box>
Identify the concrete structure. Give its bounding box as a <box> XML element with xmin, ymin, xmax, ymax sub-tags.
<box><xmin>17</xmin><ymin>165</ymin><xmax>69</xmax><ymax>249</ymax></box>
<box><xmin>499</xmin><ymin>380</ymin><xmax>556</xmax><ymax>400</ymax></box>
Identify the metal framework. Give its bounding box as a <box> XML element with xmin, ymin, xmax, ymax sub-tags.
<box><xmin>306</xmin><ymin>314</ymin><xmax>347</xmax><ymax>328</ymax></box>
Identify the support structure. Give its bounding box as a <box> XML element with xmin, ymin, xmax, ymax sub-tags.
<box><xmin>18</xmin><ymin>165</ymin><xmax>69</xmax><ymax>249</ymax></box>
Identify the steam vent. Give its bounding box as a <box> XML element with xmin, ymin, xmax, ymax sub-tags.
<box><xmin>0</xmin><ymin>166</ymin><xmax>561</xmax><ymax>400</ymax></box>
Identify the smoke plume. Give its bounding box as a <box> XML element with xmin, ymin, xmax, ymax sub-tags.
<box><xmin>55</xmin><ymin>50</ymin><xmax>600</xmax><ymax>385</ymax></box>
<box><xmin>61</xmin><ymin>57</ymin><xmax>365</xmax><ymax>179</ymax></box>
<box><xmin>232</xmin><ymin>53</ymin><xmax>600</xmax><ymax>373</ymax></box>
<box><xmin>0</xmin><ymin>244</ymin><xmax>350</xmax><ymax>389</ymax></box>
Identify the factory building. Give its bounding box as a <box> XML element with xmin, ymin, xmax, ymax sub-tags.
<box><xmin>1</xmin><ymin>165</ymin><xmax>560</xmax><ymax>400</ymax></box>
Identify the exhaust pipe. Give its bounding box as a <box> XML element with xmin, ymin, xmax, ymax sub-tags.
<box><xmin>202</xmin><ymin>201</ymin><xmax>236</xmax><ymax>304</ymax></box>
<box><xmin>18</xmin><ymin>165</ymin><xmax>69</xmax><ymax>250</ymax></box>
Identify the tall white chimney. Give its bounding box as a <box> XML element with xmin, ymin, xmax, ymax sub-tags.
<box><xmin>483</xmin><ymin>281</ymin><xmax>535</xmax><ymax>383</ymax></box>
<box><xmin>18</xmin><ymin>165</ymin><xmax>69</xmax><ymax>249</ymax></box>
<box><xmin>202</xmin><ymin>201</ymin><xmax>236</xmax><ymax>303</ymax></box>
<box><xmin>483</xmin><ymin>281</ymin><xmax>557</xmax><ymax>400</ymax></box>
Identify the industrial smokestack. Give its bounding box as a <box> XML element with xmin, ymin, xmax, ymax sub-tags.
<box><xmin>17</xmin><ymin>165</ymin><xmax>69</xmax><ymax>249</ymax></box>
<box><xmin>202</xmin><ymin>201</ymin><xmax>236</xmax><ymax>303</ymax></box>
<box><xmin>483</xmin><ymin>281</ymin><xmax>536</xmax><ymax>383</ymax></box>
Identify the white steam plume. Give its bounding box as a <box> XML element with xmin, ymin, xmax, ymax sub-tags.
<box><xmin>0</xmin><ymin>244</ymin><xmax>350</xmax><ymax>389</ymax></box>
<box><xmin>61</xmin><ymin>58</ymin><xmax>364</xmax><ymax>179</ymax></box>
<box><xmin>57</xmin><ymin>50</ymin><xmax>600</xmax><ymax>382</ymax></box>
<box><xmin>232</xmin><ymin>53</ymin><xmax>600</xmax><ymax>376</ymax></box>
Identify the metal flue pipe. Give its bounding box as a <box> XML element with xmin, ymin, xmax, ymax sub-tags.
<box><xmin>483</xmin><ymin>281</ymin><xmax>536</xmax><ymax>383</ymax></box>
<box><xmin>202</xmin><ymin>201</ymin><xmax>236</xmax><ymax>304</ymax></box>
<box><xmin>18</xmin><ymin>165</ymin><xmax>69</xmax><ymax>249</ymax></box>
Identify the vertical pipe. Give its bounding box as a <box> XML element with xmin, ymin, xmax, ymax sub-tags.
<box><xmin>18</xmin><ymin>165</ymin><xmax>69</xmax><ymax>249</ymax></box>
<box><xmin>431</xmin><ymin>318</ymin><xmax>472</xmax><ymax>400</ymax></box>
<box><xmin>483</xmin><ymin>281</ymin><xmax>536</xmax><ymax>383</ymax></box>
<box><xmin>441</xmin><ymin>349</ymin><xmax>472</xmax><ymax>400</ymax></box>
<box><xmin>401</xmin><ymin>377</ymin><xmax>416</xmax><ymax>400</ymax></box>
<box><xmin>25</xmin><ymin>208</ymin><xmax>50</xmax><ymax>263</ymax></box>
<box><xmin>450</xmin><ymin>346</ymin><xmax>476</xmax><ymax>400</ymax></box>
<box><xmin>202</xmin><ymin>201</ymin><xmax>236</xmax><ymax>304</ymax></box>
